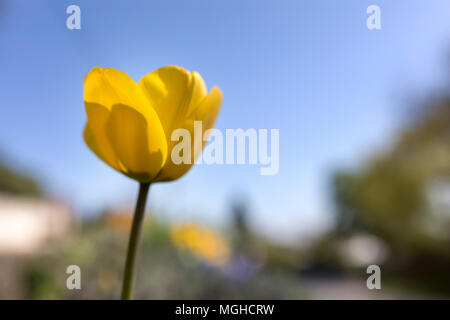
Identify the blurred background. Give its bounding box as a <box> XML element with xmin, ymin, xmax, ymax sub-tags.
<box><xmin>0</xmin><ymin>0</ymin><xmax>450</xmax><ymax>299</ymax></box>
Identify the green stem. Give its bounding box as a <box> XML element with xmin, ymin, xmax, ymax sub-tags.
<box><xmin>121</xmin><ymin>182</ymin><xmax>151</xmax><ymax>300</ymax></box>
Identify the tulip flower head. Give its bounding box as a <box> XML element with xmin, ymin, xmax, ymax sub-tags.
<box><xmin>83</xmin><ymin>66</ymin><xmax>222</xmax><ymax>183</ymax></box>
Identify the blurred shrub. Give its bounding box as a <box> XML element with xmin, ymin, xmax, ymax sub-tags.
<box><xmin>22</xmin><ymin>213</ymin><xmax>306</xmax><ymax>299</ymax></box>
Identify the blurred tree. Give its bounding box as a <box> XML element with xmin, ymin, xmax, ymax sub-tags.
<box><xmin>331</xmin><ymin>96</ymin><xmax>450</xmax><ymax>293</ymax></box>
<box><xmin>228</xmin><ymin>197</ymin><xmax>300</xmax><ymax>269</ymax></box>
<box><xmin>333</xmin><ymin>98</ymin><xmax>450</xmax><ymax>241</ymax></box>
<box><xmin>230</xmin><ymin>198</ymin><xmax>253</xmax><ymax>253</ymax></box>
<box><xmin>0</xmin><ymin>158</ymin><xmax>43</xmax><ymax>197</ymax></box>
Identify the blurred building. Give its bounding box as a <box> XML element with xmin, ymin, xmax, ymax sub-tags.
<box><xmin>0</xmin><ymin>193</ymin><xmax>73</xmax><ymax>255</ymax></box>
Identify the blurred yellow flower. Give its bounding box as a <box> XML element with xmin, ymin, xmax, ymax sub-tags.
<box><xmin>170</xmin><ymin>223</ymin><xmax>230</xmax><ymax>266</ymax></box>
<box><xmin>83</xmin><ymin>66</ymin><xmax>222</xmax><ymax>182</ymax></box>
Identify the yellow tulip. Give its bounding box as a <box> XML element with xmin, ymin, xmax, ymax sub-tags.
<box><xmin>83</xmin><ymin>65</ymin><xmax>223</xmax><ymax>183</ymax></box>
<box><xmin>83</xmin><ymin>65</ymin><xmax>223</xmax><ymax>300</ymax></box>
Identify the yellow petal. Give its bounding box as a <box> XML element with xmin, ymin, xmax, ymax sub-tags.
<box><xmin>84</xmin><ymin>124</ymin><xmax>110</xmax><ymax>167</ymax></box>
<box><xmin>193</xmin><ymin>86</ymin><xmax>222</xmax><ymax>131</ymax></box>
<box><xmin>138</xmin><ymin>66</ymin><xmax>209</xmax><ymax>136</ymax></box>
<box><xmin>139</xmin><ymin>66</ymin><xmax>218</xmax><ymax>181</ymax></box>
<box><xmin>156</xmin><ymin>86</ymin><xmax>223</xmax><ymax>181</ymax></box>
<box><xmin>106</xmin><ymin>104</ymin><xmax>167</xmax><ymax>182</ymax></box>
<box><xmin>84</xmin><ymin>102</ymin><xmax>121</xmax><ymax>171</ymax></box>
<box><xmin>84</xmin><ymin>67</ymin><xmax>154</xmax><ymax>121</ymax></box>
<box><xmin>84</xmin><ymin>66</ymin><xmax>169</xmax><ymax>181</ymax></box>
<box><xmin>186</xmin><ymin>71</ymin><xmax>208</xmax><ymax>116</ymax></box>
<box><xmin>138</xmin><ymin>66</ymin><xmax>191</xmax><ymax>134</ymax></box>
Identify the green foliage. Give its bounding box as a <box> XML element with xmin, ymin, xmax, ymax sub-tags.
<box><xmin>331</xmin><ymin>96</ymin><xmax>450</xmax><ymax>293</ymax></box>
<box><xmin>0</xmin><ymin>158</ymin><xmax>43</xmax><ymax>197</ymax></box>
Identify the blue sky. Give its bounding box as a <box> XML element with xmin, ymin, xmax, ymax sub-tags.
<box><xmin>1</xmin><ymin>0</ymin><xmax>450</xmax><ymax>244</ymax></box>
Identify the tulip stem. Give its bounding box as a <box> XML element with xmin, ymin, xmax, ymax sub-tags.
<box><xmin>121</xmin><ymin>182</ymin><xmax>151</xmax><ymax>300</ymax></box>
